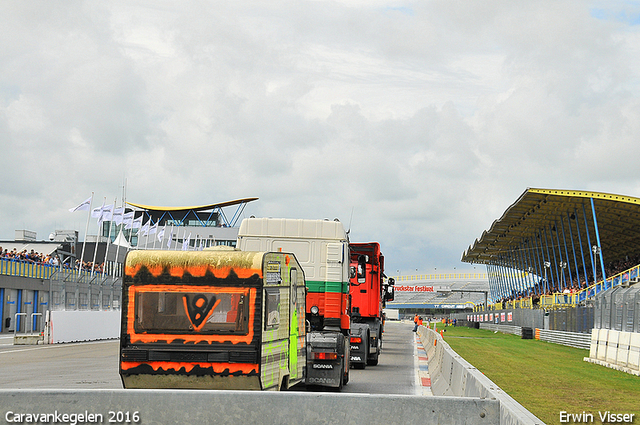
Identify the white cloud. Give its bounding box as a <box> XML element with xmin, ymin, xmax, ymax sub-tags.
<box><xmin>2</xmin><ymin>1</ymin><xmax>640</xmax><ymax>273</ymax></box>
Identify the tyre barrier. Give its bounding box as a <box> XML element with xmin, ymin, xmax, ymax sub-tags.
<box><xmin>0</xmin><ymin>389</ymin><xmax>500</xmax><ymax>425</ymax></box>
<box><xmin>417</xmin><ymin>327</ymin><xmax>543</xmax><ymax>425</ymax></box>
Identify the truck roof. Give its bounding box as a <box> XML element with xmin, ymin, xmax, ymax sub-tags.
<box><xmin>238</xmin><ymin>218</ymin><xmax>348</xmax><ymax>241</ymax></box>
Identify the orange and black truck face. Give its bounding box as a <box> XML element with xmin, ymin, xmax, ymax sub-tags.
<box><xmin>119</xmin><ymin>249</ymin><xmax>305</xmax><ymax>391</ymax></box>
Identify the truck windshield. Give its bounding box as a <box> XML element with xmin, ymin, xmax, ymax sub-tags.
<box><xmin>134</xmin><ymin>288</ymin><xmax>249</xmax><ymax>335</ymax></box>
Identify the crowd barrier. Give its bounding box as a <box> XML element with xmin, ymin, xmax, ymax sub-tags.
<box><xmin>0</xmin><ymin>389</ymin><xmax>500</xmax><ymax>425</ymax></box>
<box><xmin>417</xmin><ymin>327</ymin><xmax>543</xmax><ymax>425</ymax></box>
<box><xmin>584</xmin><ymin>328</ymin><xmax>640</xmax><ymax>376</ymax></box>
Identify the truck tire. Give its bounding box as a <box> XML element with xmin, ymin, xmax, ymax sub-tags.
<box><xmin>367</xmin><ymin>337</ymin><xmax>380</xmax><ymax>366</ymax></box>
<box><xmin>342</xmin><ymin>363</ymin><xmax>349</xmax><ymax>386</ymax></box>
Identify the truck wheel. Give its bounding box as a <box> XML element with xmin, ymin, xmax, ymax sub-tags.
<box><xmin>362</xmin><ymin>331</ymin><xmax>369</xmax><ymax>370</ymax></box>
<box><xmin>367</xmin><ymin>338</ymin><xmax>380</xmax><ymax>366</ymax></box>
<box><xmin>342</xmin><ymin>360</ymin><xmax>349</xmax><ymax>386</ymax></box>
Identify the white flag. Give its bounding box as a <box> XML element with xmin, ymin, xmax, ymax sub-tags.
<box><xmin>91</xmin><ymin>201</ymin><xmax>105</xmax><ymax>218</ymax></box>
<box><xmin>98</xmin><ymin>204</ymin><xmax>114</xmax><ymax>224</ymax></box>
<box><xmin>167</xmin><ymin>231</ymin><xmax>173</xmax><ymax>248</ymax></box>
<box><xmin>122</xmin><ymin>211</ymin><xmax>134</xmax><ymax>228</ymax></box>
<box><xmin>69</xmin><ymin>196</ymin><xmax>92</xmax><ymax>213</ymax></box>
<box><xmin>149</xmin><ymin>222</ymin><xmax>158</xmax><ymax>235</ymax></box>
<box><xmin>157</xmin><ymin>226</ymin><xmax>165</xmax><ymax>242</ymax></box>
<box><xmin>140</xmin><ymin>219</ymin><xmax>151</xmax><ymax>236</ymax></box>
<box><xmin>182</xmin><ymin>233</ymin><xmax>191</xmax><ymax>251</ymax></box>
<box><xmin>112</xmin><ymin>207</ymin><xmax>124</xmax><ymax>225</ymax></box>
<box><xmin>127</xmin><ymin>215</ymin><xmax>143</xmax><ymax>230</ymax></box>
<box><xmin>199</xmin><ymin>240</ymin><xmax>205</xmax><ymax>251</ymax></box>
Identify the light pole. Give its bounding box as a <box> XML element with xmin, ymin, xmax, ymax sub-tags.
<box><xmin>559</xmin><ymin>261</ymin><xmax>567</xmax><ymax>291</ymax></box>
<box><xmin>592</xmin><ymin>245</ymin><xmax>600</xmax><ymax>286</ymax></box>
<box><xmin>543</xmin><ymin>261</ymin><xmax>551</xmax><ymax>293</ymax></box>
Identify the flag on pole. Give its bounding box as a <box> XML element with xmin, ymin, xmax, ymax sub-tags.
<box><xmin>122</xmin><ymin>211</ymin><xmax>134</xmax><ymax>228</ymax></box>
<box><xmin>140</xmin><ymin>219</ymin><xmax>151</xmax><ymax>236</ymax></box>
<box><xmin>167</xmin><ymin>231</ymin><xmax>173</xmax><ymax>249</ymax></box>
<box><xmin>98</xmin><ymin>204</ymin><xmax>114</xmax><ymax>224</ymax></box>
<box><xmin>182</xmin><ymin>233</ymin><xmax>191</xmax><ymax>251</ymax></box>
<box><xmin>157</xmin><ymin>226</ymin><xmax>165</xmax><ymax>242</ymax></box>
<box><xmin>149</xmin><ymin>222</ymin><xmax>158</xmax><ymax>235</ymax></box>
<box><xmin>69</xmin><ymin>196</ymin><xmax>92</xmax><ymax>213</ymax></box>
<box><xmin>126</xmin><ymin>215</ymin><xmax>143</xmax><ymax>230</ymax></box>
<box><xmin>133</xmin><ymin>216</ymin><xmax>143</xmax><ymax>229</ymax></box>
<box><xmin>112</xmin><ymin>207</ymin><xmax>124</xmax><ymax>225</ymax></box>
<box><xmin>91</xmin><ymin>201</ymin><xmax>106</xmax><ymax>218</ymax></box>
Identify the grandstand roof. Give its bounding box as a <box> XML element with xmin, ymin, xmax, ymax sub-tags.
<box><xmin>462</xmin><ymin>188</ymin><xmax>640</xmax><ymax>267</ymax></box>
<box><xmin>126</xmin><ymin>197</ymin><xmax>258</xmax><ymax>212</ymax></box>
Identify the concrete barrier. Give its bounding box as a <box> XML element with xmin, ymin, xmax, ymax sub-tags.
<box><xmin>417</xmin><ymin>327</ymin><xmax>544</xmax><ymax>425</ymax></box>
<box><xmin>596</xmin><ymin>329</ymin><xmax>608</xmax><ymax>360</ymax></box>
<box><xmin>584</xmin><ymin>328</ymin><xmax>640</xmax><ymax>376</ymax></box>
<box><xmin>0</xmin><ymin>389</ymin><xmax>500</xmax><ymax>425</ymax></box>
<box><xmin>49</xmin><ymin>310</ymin><xmax>121</xmax><ymax>343</ymax></box>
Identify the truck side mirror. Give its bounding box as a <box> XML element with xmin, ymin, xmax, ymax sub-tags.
<box><xmin>383</xmin><ymin>284</ymin><xmax>395</xmax><ymax>302</ymax></box>
<box><xmin>349</xmin><ymin>266</ymin><xmax>357</xmax><ymax>279</ymax></box>
<box><xmin>357</xmin><ymin>255</ymin><xmax>366</xmax><ymax>284</ymax></box>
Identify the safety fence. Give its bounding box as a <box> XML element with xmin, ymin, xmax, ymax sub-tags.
<box><xmin>593</xmin><ymin>285</ymin><xmax>640</xmax><ymax>333</ymax></box>
<box><xmin>48</xmin><ymin>277</ymin><xmax>122</xmax><ymax>311</ymax></box>
<box><xmin>0</xmin><ymin>257</ymin><xmax>117</xmax><ymax>284</ymax></box>
<box><xmin>0</xmin><ymin>258</ymin><xmax>57</xmax><ymax>280</ymax></box>
<box><xmin>416</xmin><ymin>327</ymin><xmax>543</xmax><ymax>425</ymax></box>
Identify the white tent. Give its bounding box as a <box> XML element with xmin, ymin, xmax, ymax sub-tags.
<box><xmin>112</xmin><ymin>230</ymin><xmax>131</xmax><ymax>248</ymax></box>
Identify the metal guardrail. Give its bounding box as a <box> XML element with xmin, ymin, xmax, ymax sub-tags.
<box><xmin>537</xmin><ymin>329</ymin><xmax>591</xmax><ymax>350</ymax></box>
<box><xmin>479</xmin><ymin>323</ymin><xmax>522</xmax><ymax>336</ymax></box>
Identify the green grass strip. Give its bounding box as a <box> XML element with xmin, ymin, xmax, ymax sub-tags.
<box><xmin>430</xmin><ymin>324</ymin><xmax>640</xmax><ymax>425</ymax></box>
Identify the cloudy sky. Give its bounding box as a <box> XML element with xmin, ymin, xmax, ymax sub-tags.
<box><xmin>2</xmin><ymin>1</ymin><xmax>640</xmax><ymax>274</ymax></box>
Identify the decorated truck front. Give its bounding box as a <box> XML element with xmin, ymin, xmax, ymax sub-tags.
<box><xmin>119</xmin><ymin>249</ymin><xmax>306</xmax><ymax>391</ymax></box>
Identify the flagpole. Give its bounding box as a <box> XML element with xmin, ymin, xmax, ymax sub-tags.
<box><xmin>101</xmin><ymin>197</ymin><xmax>117</xmax><ymax>277</ymax></box>
<box><xmin>153</xmin><ymin>225</ymin><xmax>159</xmax><ymax>250</ymax></box>
<box><xmin>167</xmin><ymin>224</ymin><xmax>174</xmax><ymax>250</ymax></box>
<box><xmin>113</xmin><ymin>199</ymin><xmax>123</xmax><ymax>278</ymax></box>
<box><xmin>91</xmin><ymin>197</ymin><xmax>106</xmax><ymax>275</ymax></box>
<box><xmin>78</xmin><ymin>192</ymin><xmax>94</xmax><ymax>274</ymax></box>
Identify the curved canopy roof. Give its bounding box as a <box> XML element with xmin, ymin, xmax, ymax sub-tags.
<box><xmin>461</xmin><ymin>188</ymin><xmax>640</xmax><ymax>267</ymax></box>
<box><xmin>126</xmin><ymin>197</ymin><xmax>258</xmax><ymax>212</ymax></box>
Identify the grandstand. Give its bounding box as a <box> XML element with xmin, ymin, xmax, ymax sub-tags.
<box><xmin>456</xmin><ymin>188</ymin><xmax>640</xmax><ymax>376</ymax></box>
<box><xmin>462</xmin><ymin>188</ymin><xmax>640</xmax><ymax>308</ymax></box>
